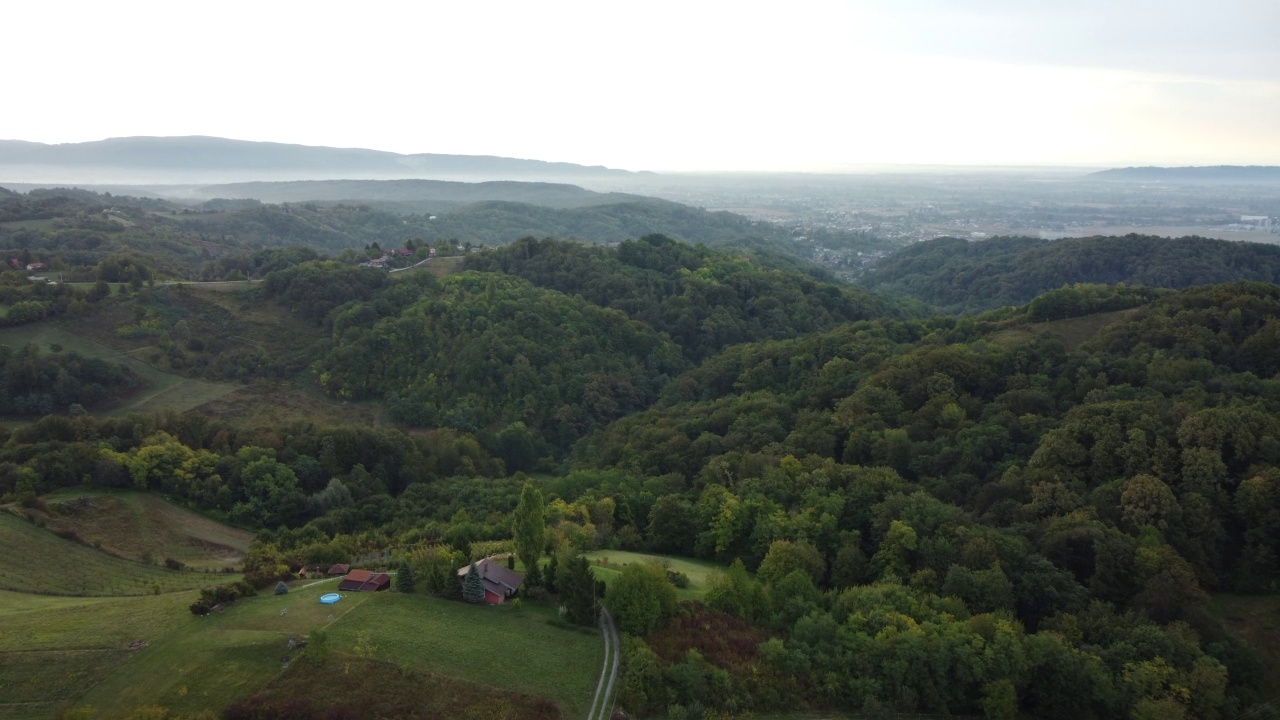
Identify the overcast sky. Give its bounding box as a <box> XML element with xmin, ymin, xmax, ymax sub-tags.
<box><xmin>5</xmin><ymin>0</ymin><xmax>1278</xmax><ymax>171</ymax></box>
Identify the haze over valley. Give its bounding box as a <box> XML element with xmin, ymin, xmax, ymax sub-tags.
<box><xmin>2</xmin><ymin>2</ymin><xmax>1280</xmax><ymax>720</ymax></box>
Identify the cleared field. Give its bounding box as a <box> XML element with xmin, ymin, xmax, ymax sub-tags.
<box><xmin>0</xmin><ymin>218</ymin><xmax>57</xmax><ymax>230</ymax></box>
<box><xmin>77</xmin><ymin>580</ymin><xmax>373</xmax><ymax>716</ymax></box>
<box><xmin>0</xmin><ymin>590</ymin><xmax>194</xmax><ymax>720</ymax></box>
<box><xmin>582</xmin><ymin>550</ymin><xmax>726</xmax><ymax>600</ymax></box>
<box><xmin>0</xmin><ymin>512</ymin><xmax>229</xmax><ymax>596</ymax></box>
<box><xmin>0</xmin><ymin>581</ymin><xmax>372</xmax><ymax>718</ymax></box>
<box><xmin>0</xmin><ymin>325</ymin><xmax>238</xmax><ymax>416</ymax></box>
<box><xmin>398</xmin><ymin>254</ymin><xmax>465</xmax><ymax>278</ymax></box>
<box><xmin>324</xmin><ymin>592</ymin><xmax>602</xmax><ymax>718</ymax></box>
<box><xmin>39</xmin><ymin>491</ymin><xmax>253</xmax><ymax>570</ymax></box>
<box><xmin>989</xmin><ymin>308</ymin><xmax>1135</xmax><ymax>350</ymax></box>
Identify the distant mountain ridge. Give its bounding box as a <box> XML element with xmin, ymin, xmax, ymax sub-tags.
<box><xmin>0</xmin><ymin>136</ymin><xmax>649</xmax><ymax>184</ymax></box>
<box><xmin>186</xmin><ymin>178</ymin><xmax>647</xmax><ymax>211</ymax></box>
<box><xmin>1090</xmin><ymin>165</ymin><xmax>1280</xmax><ymax>182</ymax></box>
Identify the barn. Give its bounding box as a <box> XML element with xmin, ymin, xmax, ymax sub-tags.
<box><xmin>338</xmin><ymin>569</ymin><xmax>391</xmax><ymax>592</ymax></box>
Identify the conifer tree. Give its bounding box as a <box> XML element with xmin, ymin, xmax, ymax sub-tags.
<box><xmin>395</xmin><ymin>559</ymin><xmax>415</xmax><ymax>593</ymax></box>
<box><xmin>463</xmin><ymin>561</ymin><xmax>485</xmax><ymax>603</ymax></box>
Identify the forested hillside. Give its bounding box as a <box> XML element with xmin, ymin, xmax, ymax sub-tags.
<box><xmin>0</xmin><ymin>187</ymin><xmax>878</xmax><ymax>287</ymax></box>
<box><xmin>863</xmin><ymin>234</ymin><xmax>1280</xmax><ymax>312</ymax></box>
<box><xmin>314</xmin><ymin>271</ymin><xmax>686</xmax><ymax>458</ymax></box>
<box><xmin>3</xmin><ymin>230</ymin><xmax>1280</xmax><ymax>720</ymax></box>
<box><xmin>464</xmin><ymin>235</ymin><xmax>895</xmax><ymax>361</ymax></box>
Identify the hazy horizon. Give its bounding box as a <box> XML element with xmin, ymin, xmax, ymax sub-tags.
<box><xmin>4</xmin><ymin>1</ymin><xmax>1278</xmax><ymax>173</ymax></box>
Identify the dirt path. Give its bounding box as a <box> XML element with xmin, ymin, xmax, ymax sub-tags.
<box><xmin>587</xmin><ymin>607</ymin><xmax>620</xmax><ymax>720</ymax></box>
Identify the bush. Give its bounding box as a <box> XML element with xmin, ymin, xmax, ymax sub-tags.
<box><xmin>275</xmin><ymin>580</ymin><xmax>289</xmax><ymax>595</ymax></box>
<box><xmin>164</xmin><ymin>557</ymin><xmax>186</xmax><ymax>571</ymax></box>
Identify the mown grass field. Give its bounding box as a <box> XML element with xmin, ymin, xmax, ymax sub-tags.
<box><xmin>323</xmin><ymin>592</ymin><xmax>603</xmax><ymax>718</ymax></box>
<box><xmin>38</xmin><ymin>490</ymin><xmax>253</xmax><ymax>570</ymax></box>
<box><xmin>582</xmin><ymin>550</ymin><xmax>726</xmax><ymax>600</ymax></box>
<box><xmin>1</xmin><ymin>557</ymin><xmax>602</xmax><ymax>718</ymax></box>
<box><xmin>0</xmin><ymin>324</ymin><xmax>238</xmax><ymax>416</ymax></box>
<box><xmin>0</xmin><ymin>511</ymin><xmax>228</xmax><ymax>596</ymax></box>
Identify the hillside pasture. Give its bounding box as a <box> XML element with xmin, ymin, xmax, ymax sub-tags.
<box><xmin>237</xmin><ymin>655</ymin><xmax>560</xmax><ymax>720</ymax></box>
<box><xmin>323</xmin><ymin>593</ymin><xmax>602</xmax><ymax>718</ymax></box>
<box><xmin>0</xmin><ymin>590</ymin><xmax>193</xmax><ymax>720</ymax></box>
<box><xmin>0</xmin><ymin>512</ymin><xmax>228</xmax><ymax>596</ymax></box>
<box><xmin>77</xmin><ymin>581</ymin><xmax>372</xmax><ymax>716</ymax></box>
<box><xmin>582</xmin><ymin>550</ymin><xmax>726</xmax><ymax>600</ymax></box>
<box><xmin>0</xmin><ymin>582</ymin><xmax>372</xmax><ymax>718</ymax></box>
<box><xmin>39</xmin><ymin>491</ymin><xmax>253</xmax><ymax>569</ymax></box>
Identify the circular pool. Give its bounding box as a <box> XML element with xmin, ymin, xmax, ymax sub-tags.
<box><xmin>319</xmin><ymin>593</ymin><xmax>341</xmax><ymax>604</ymax></box>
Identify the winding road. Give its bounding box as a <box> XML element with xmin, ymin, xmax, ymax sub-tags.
<box><xmin>587</xmin><ymin>607</ymin><xmax>621</xmax><ymax>720</ymax></box>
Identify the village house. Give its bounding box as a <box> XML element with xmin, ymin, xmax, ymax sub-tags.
<box><xmin>457</xmin><ymin>557</ymin><xmax>524</xmax><ymax>604</ymax></box>
<box><xmin>338</xmin><ymin>568</ymin><xmax>391</xmax><ymax>592</ymax></box>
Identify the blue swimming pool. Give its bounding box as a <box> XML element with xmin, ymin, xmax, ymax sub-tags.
<box><xmin>319</xmin><ymin>593</ymin><xmax>341</xmax><ymax>604</ymax></box>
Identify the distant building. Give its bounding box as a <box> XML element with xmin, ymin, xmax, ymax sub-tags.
<box><xmin>25</xmin><ymin>262</ymin><xmax>45</xmax><ymax>271</ymax></box>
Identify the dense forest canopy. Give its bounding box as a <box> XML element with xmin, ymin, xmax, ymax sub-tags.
<box><xmin>464</xmin><ymin>235</ymin><xmax>895</xmax><ymax>361</ymax></box>
<box><xmin>862</xmin><ymin>234</ymin><xmax>1280</xmax><ymax>312</ymax></box>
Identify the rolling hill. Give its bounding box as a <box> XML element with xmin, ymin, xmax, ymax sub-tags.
<box><xmin>861</xmin><ymin>233</ymin><xmax>1280</xmax><ymax>311</ymax></box>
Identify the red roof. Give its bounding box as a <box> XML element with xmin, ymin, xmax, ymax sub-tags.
<box><xmin>339</xmin><ymin>569</ymin><xmax>391</xmax><ymax>592</ymax></box>
<box><xmin>327</xmin><ymin>563</ymin><xmax>350</xmax><ymax>575</ymax></box>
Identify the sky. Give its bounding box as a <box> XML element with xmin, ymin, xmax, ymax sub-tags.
<box><xmin>4</xmin><ymin>0</ymin><xmax>1279</xmax><ymax>172</ymax></box>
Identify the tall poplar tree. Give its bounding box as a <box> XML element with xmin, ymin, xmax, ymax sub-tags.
<box><xmin>512</xmin><ymin>481</ymin><xmax>547</xmax><ymax>585</ymax></box>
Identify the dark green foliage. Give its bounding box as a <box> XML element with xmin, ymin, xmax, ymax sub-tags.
<box><xmin>0</xmin><ymin>343</ymin><xmax>139</xmax><ymax>415</ymax></box>
<box><xmin>316</xmin><ymin>272</ymin><xmax>684</xmax><ymax>449</ymax></box>
<box><xmin>606</xmin><ymin>563</ymin><xmax>677</xmax><ymax>636</ymax></box>
<box><xmin>556</xmin><ymin>553</ymin><xmax>597</xmax><ymax>625</ymax></box>
<box><xmin>260</xmin><ymin>259</ymin><xmax>396</xmax><ymax>325</ymax></box>
<box><xmin>863</xmin><ymin>234</ymin><xmax>1280</xmax><ymax>312</ymax></box>
<box><xmin>462</xmin><ymin>562</ymin><xmax>484</xmax><ymax>603</ymax></box>
<box><xmin>464</xmin><ymin>235</ymin><xmax>893</xmax><ymax>362</ymax></box>
<box><xmin>511</xmin><ymin>482</ymin><xmax>547</xmax><ymax>579</ymax></box>
<box><xmin>395</xmin><ymin>559</ymin><xmax>415</xmax><ymax>593</ymax></box>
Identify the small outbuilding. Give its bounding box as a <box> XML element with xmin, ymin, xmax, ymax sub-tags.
<box><xmin>327</xmin><ymin>563</ymin><xmax>351</xmax><ymax>576</ymax></box>
<box><xmin>338</xmin><ymin>569</ymin><xmax>391</xmax><ymax>592</ymax></box>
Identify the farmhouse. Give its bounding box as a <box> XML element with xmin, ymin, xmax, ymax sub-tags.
<box><xmin>338</xmin><ymin>569</ymin><xmax>391</xmax><ymax>592</ymax></box>
<box><xmin>457</xmin><ymin>557</ymin><xmax>524</xmax><ymax>604</ymax></box>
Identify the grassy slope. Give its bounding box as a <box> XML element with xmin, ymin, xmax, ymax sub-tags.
<box><xmin>0</xmin><ymin>324</ymin><xmax>237</xmax><ymax>416</ymax></box>
<box><xmin>988</xmin><ymin>308</ymin><xmax>1137</xmax><ymax>351</ymax></box>
<box><xmin>0</xmin><ymin>511</ymin><xmax>228</xmax><ymax>596</ymax></box>
<box><xmin>38</xmin><ymin>490</ymin><xmax>253</xmax><ymax>569</ymax></box>
<box><xmin>2</xmin><ymin>581</ymin><xmax>602</xmax><ymax>718</ymax></box>
<box><xmin>582</xmin><ymin>550</ymin><xmax>726</xmax><ymax>601</ymax></box>
<box><xmin>77</xmin><ymin>580</ymin><xmax>371</xmax><ymax>717</ymax></box>
<box><xmin>323</xmin><ymin>593</ymin><xmax>603</xmax><ymax>718</ymax></box>
<box><xmin>0</xmin><ymin>590</ymin><xmax>194</xmax><ymax>720</ymax></box>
